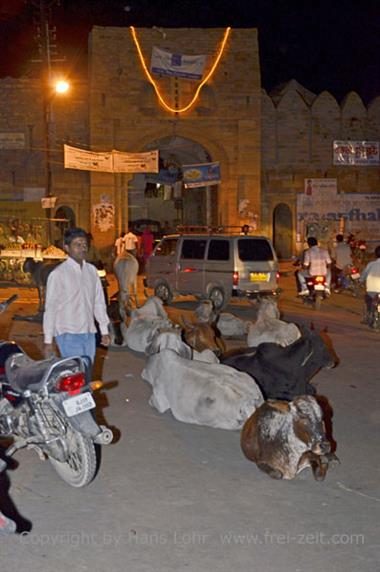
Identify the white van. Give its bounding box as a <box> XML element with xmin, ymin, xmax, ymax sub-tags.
<box><xmin>144</xmin><ymin>232</ymin><xmax>279</xmax><ymax>310</ymax></box>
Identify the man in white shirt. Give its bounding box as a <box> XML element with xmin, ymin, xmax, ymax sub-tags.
<box><xmin>123</xmin><ymin>226</ymin><xmax>138</xmax><ymax>256</ymax></box>
<box><xmin>43</xmin><ymin>228</ymin><xmax>110</xmax><ymax>363</ymax></box>
<box><xmin>361</xmin><ymin>245</ymin><xmax>380</xmax><ymax>296</ymax></box>
<box><xmin>297</xmin><ymin>237</ymin><xmax>331</xmax><ymax>296</ymax></box>
<box><xmin>114</xmin><ymin>232</ymin><xmax>126</xmax><ymax>257</ymax></box>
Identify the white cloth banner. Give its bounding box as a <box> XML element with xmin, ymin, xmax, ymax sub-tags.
<box><xmin>333</xmin><ymin>141</ymin><xmax>379</xmax><ymax>165</ymax></box>
<box><xmin>64</xmin><ymin>145</ymin><xmax>159</xmax><ymax>173</ymax></box>
<box><xmin>150</xmin><ymin>46</ymin><xmax>206</xmax><ymax>80</ymax></box>
<box><xmin>112</xmin><ymin>150</ymin><xmax>158</xmax><ymax>173</ymax></box>
<box><xmin>64</xmin><ymin>145</ymin><xmax>113</xmax><ymax>172</ymax></box>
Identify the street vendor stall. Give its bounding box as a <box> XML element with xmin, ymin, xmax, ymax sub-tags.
<box><xmin>0</xmin><ymin>244</ymin><xmax>67</xmax><ymax>284</ymax></box>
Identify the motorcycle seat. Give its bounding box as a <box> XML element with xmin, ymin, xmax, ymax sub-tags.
<box><xmin>4</xmin><ymin>353</ymin><xmax>81</xmax><ymax>392</ymax></box>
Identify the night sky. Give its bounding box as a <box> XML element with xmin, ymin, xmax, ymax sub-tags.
<box><xmin>0</xmin><ymin>0</ymin><xmax>379</xmax><ymax>104</ymax></box>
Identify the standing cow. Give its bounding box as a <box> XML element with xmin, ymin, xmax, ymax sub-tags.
<box><xmin>113</xmin><ymin>252</ymin><xmax>139</xmax><ymax>319</ymax></box>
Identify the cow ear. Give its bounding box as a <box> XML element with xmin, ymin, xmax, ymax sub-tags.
<box><xmin>267</xmin><ymin>400</ymin><xmax>291</xmax><ymax>414</ymax></box>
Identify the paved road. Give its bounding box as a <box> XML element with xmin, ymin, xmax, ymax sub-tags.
<box><xmin>0</xmin><ymin>273</ymin><xmax>379</xmax><ymax>572</ymax></box>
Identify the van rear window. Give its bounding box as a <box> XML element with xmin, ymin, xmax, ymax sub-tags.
<box><xmin>181</xmin><ymin>239</ymin><xmax>207</xmax><ymax>259</ymax></box>
<box><xmin>238</xmin><ymin>239</ymin><xmax>274</xmax><ymax>261</ymax></box>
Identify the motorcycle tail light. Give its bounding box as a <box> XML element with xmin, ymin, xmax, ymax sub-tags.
<box><xmin>351</xmin><ymin>267</ymin><xmax>359</xmax><ymax>274</ymax></box>
<box><xmin>233</xmin><ymin>271</ymin><xmax>239</xmax><ymax>286</ymax></box>
<box><xmin>57</xmin><ymin>372</ymin><xmax>85</xmax><ymax>392</ymax></box>
<box><xmin>276</xmin><ymin>272</ymin><xmax>280</xmax><ymax>282</ymax></box>
<box><xmin>314</xmin><ymin>275</ymin><xmax>326</xmax><ymax>284</ymax></box>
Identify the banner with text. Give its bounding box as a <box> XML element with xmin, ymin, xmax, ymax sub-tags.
<box><xmin>182</xmin><ymin>162</ymin><xmax>221</xmax><ymax>189</ymax></box>
<box><xmin>297</xmin><ymin>190</ymin><xmax>380</xmax><ymax>244</ymax></box>
<box><xmin>64</xmin><ymin>145</ymin><xmax>159</xmax><ymax>173</ymax></box>
<box><xmin>333</xmin><ymin>140</ymin><xmax>379</xmax><ymax>165</ymax></box>
<box><xmin>150</xmin><ymin>46</ymin><xmax>206</xmax><ymax>80</ymax></box>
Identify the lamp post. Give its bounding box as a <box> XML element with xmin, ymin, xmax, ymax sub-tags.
<box><xmin>43</xmin><ymin>77</ymin><xmax>70</xmax><ymax>244</ymax></box>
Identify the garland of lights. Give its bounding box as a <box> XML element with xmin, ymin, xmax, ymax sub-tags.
<box><xmin>130</xmin><ymin>26</ymin><xmax>231</xmax><ymax>114</ymax></box>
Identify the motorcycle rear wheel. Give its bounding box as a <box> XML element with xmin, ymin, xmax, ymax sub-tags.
<box><xmin>314</xmin><ymin>294</ymin><xmax>322</xmax><ymax>311</ymax></box>
<box><xmin>48</xmin><ymin>429</ymin><xmax>97</xmax><ymax>487</ymax></box>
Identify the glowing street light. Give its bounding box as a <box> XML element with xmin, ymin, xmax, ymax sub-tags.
<box><xmin>54</xmin><ymin>79</ymin><xmax>70</xmax><ymax>94</ymax></box>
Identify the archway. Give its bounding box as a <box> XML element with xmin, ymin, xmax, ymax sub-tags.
<box><xmin>273</xmin><ymin>203</ymin><xmax>293</xmax><ymax>259</ymax></box>
<box><xmin>128</xmin><ymin>136</ymin><xmax>217</xmax><ymax>230</ymax></box>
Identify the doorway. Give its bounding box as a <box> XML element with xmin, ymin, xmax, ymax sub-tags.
<box><xmin>273</xmin><ymin>203</ymin><xmax>293</xmax><ymax>259</ymax></box>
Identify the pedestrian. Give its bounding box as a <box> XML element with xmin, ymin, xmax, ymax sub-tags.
<box><xmin>114</xmin><ymin>231</ymin><xmax>126</xmax><ymax>257</ymax></box>
<box><xmin>240</xmin><ymin>224</ymin><xmax>250</xmax><ymax>235</ymax></box>
<box><xmin>123</xmin><ymin>226</ymin><xmax>138</xmax><ymax>256</ymax></box>
<box><xmin>141</xmin><ymin>225</ymin><xmax>154</xmax><ymax>262</ymax></box>
<box><xmin>43</xmin><ymin>227</ymin><xmax>110</xmax><ymax>364</ymax></box>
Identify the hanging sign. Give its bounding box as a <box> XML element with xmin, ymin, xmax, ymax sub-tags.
<box><xmin>182</xmin><ymin>162</ymin><xmax>221</xmax><ymax>188</ymax></box>
<box><xmin>64</xmin><ymin>145</ymin><xmax>113</xmax><ymax>172</ymax></box>
<box><xmin>112</xmin><ymin>150</ymin><xmax>158</xmax><ymax>173</ymax></box>
<box><xmin>150</xmin><ymin>46</ymin><xmax>206</xmax><ymax>80</ymax></box>
<box><xmin>333</xmin><ymin>141</ymin><xmax>379</xmax><ymax>165</ymax></box>
<box><xmin>64</xmin><ymin>145</ymin><xmax>159</xmax><ymax>173</ymax></box>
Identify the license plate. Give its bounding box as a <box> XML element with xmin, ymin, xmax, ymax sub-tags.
<box><xmin>351</xmin><ymin>273</ymin><xmax>360</xmax><ymax>279</ymax></box>
<box><xmin>62</xmin><ymin>393</ymin><xmax>95</xmax><ymax>417</ymax></box>
<box><xmin>250</xmin><ymin>272</ymin><xmax>269</xmax><ymax>282</ymax></box>
<box><xmin>314</xmin><ymin>284</ymin><xmax>325</xmax><ymax>291</ymax></box>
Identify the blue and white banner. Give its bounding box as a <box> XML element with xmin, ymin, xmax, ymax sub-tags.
<box><xmin>183</xmin><ymin>162</ymin><xmax>221</xmax><ymax>189</ymax></box>
<box><xmin>150</xmin><ymin>46</ymin><xmax>206</xmax><ymax>80</ymax></box>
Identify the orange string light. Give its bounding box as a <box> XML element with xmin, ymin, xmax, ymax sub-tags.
<box><xmin>130</xmin><ymin>26</ymin><xmax>231</xmax><ymax>114</ymax></box>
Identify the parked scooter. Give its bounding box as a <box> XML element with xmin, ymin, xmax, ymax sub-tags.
<box><xmin>363</xmin><ymin>293</ymin><xmax>380</xmax><ymax>331</ymax></box>
<box><xmin>0</xmin><ymin>295</ymin><xmax>113</xmax><ymax>488</ymax></box>
<box><xmin>334</xmin><ymin>264</ymin><xmax>361</xmax><ymax>297</ymax></box>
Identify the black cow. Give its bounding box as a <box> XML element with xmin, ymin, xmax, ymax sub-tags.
<box><xmin>23</xmin><ymin>258</ymin><xmax>63</xmax><ymax>311</ymax></box>
<box><xmin>221</xmin><ymin>325</ymin><xmax>338</xmax><ymax>401</ymax></box>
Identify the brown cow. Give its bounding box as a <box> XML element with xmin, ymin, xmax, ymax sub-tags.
<box><xmin>241</xmin><ymin>395</ymin><xmax>339</xmax><ymax>480</ymax></box>
<box><xmin>180</xmin><ymin>316</ymin><xmax>226</xmax><ymax>356</ymax></box>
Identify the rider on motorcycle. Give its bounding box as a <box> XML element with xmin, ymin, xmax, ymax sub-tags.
<box><xmin>330</xmin><ymin>234</ymin><xmax>353</xmax><ymax>290</ymax></box>
<box><xmin>297</xmin><ymin>237</ymin><xmax>332</xmax><ymax>296</ymax></box>
<box><xmin>360</xmin><ymin>245</ymin><xmax>380</xmax><ymax>311</ymax></box>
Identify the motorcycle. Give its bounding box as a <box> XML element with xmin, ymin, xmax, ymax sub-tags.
<box><xmin>0</xmin><ymin>295</ymin><xmax>113</xmax><ymax>488</ymax></box>
<box><xmin>363</xmin><ymin>293</ymin><xmax>380</xmax><ymax>331</ymax></box>
<box><xmin>301</xmin><ymin>275</ymin><xmax>328</xmax><ymax>311</ymax></box>
<box><xmin>347</xmin><ymin>232</ymin><xmax>367</xmax><ymax>264</ymax></box>
<box><xmin>334</xmin><ymin>264</ymin><xmax>361</xmax><ymax>297</ymax></box>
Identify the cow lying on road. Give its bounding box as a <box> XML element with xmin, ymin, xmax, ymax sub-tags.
<box><xmin>194</xmin><ymin>300</ymin><xmax>249</xmax><ymax>339</ymax></box>
<box><xmin>142</xmin><ymin>346</ymin><xmax>264</xmax><ymax>430</ymax></box>
<box><xmin>247</xmin><ymin>297</ymin><xmax>301</xmax><ymax>347</ymax></box>
<box><xmin>222</xmin><ymin>326</ymin><xmax>337</xmax><ymax>400</ymax></box>
<box><xmin>124</xmin><ymin>296</ymin><xmax>174</xmax><ymax>353</ymax></box>
<box><xmin>241</xmin><ymin>395</ymin><xmax>339</xmax><ymax>480</ymax></box>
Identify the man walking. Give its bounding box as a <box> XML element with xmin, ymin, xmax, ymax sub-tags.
<box><xmin>43</xmin><ymin>227</ymin><xmax>110</xmax><ymax>363</ymax></box>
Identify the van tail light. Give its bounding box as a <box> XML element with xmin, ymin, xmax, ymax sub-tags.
<box><xmin>233</xmin><ymin>271</ymin><xmax>239</xmax><ymax>286</ymax></box>
<box><xmin>276</xmin><ymin>272</ymin><xmax>280</xmax><ymax>282</ymax></box>
<box><xmin>56</xmin><ymin>372</ymin><xmax>85</xmax><ymax>393</ymax></box>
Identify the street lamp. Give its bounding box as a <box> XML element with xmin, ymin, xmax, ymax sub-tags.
<box><xmin>43</xmin><ymin>77</ymin><xmax>70</xmax><ymax>244</ymax></box>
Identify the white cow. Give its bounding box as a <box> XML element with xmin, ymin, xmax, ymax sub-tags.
<box><xmin>113</xmin><ymin>253</ymin><xmax>139</xmax><ymax>318</ymax></box>
<box><xmin>147</xmin><ymin>328</ymin><xmax>220</xmax><ymax>363</ymax></box>
<box><xmin>142</xmin><ymin>350</ymin><xmax>263</xmax><ymax>430</ymax></box>
<box><xmin>247</xmin><ymin>298</ymin><xmax>301</xmax><ymax>348</ymax></box>
<box><xmin>194</xmin><ymin>300</ymin><xmax>249</xmax><ymax>339</ymax></box>
<box><xmin>125</xmin><ymin>296</ymin><xmax>174</xmax><ymax>353</ymax></box>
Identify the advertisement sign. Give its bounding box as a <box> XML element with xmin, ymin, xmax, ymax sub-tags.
<box><xmin>333</xmin><ymin>141</ymin><xmax>379</xmax><ymax>165</ymax></box>
<box><xmin>41</xmin><ymin>196</ymin><xmax>57</xmax><ymax>209</ymax></box>
<box><xmin>297</xmin><ymin>190</ymin><xmax>380</xmax><ymax>244</ymax></box>
<box><xmin>150</xmin><ymin>46</ymin><xmax>206</xmax><ymax>80</ymax></box>
<box><xmin>112</xmin><ymin>150</ymin><xmax>158</xmax><ymax>173</ymax></box>
<box><xmin>304</xmin><ymin>178</ymin><xmax>337</xmax><ymax>195</ymax></box>
<box><xmin>182</xmin><ymin>162</ymin><xmax>221</xmax><ymax>189</ymax></box>
<box><xmin>64</xmin><ymin>145</ymin><xmax>113</xmax><ymax>172</ymax></box>
<box><xmin>64</xmin><ymin>145</ymin><xmax>159</xmax><ymax>173</ymax></box>
<box><xmin>0</xmin><ymin>132</ymin><xmax>25</xmax><ymax>149</ymax></box>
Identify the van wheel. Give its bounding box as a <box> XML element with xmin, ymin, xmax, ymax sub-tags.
<box><xmin>208</xmin><ymin>287</ymin><xmax>227</xmax><ymax>311</ymax></box>
<box><xmin>154</xmin><ymin>281</ymin><xmax>173</xmax><ymax>305</ymax></box>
